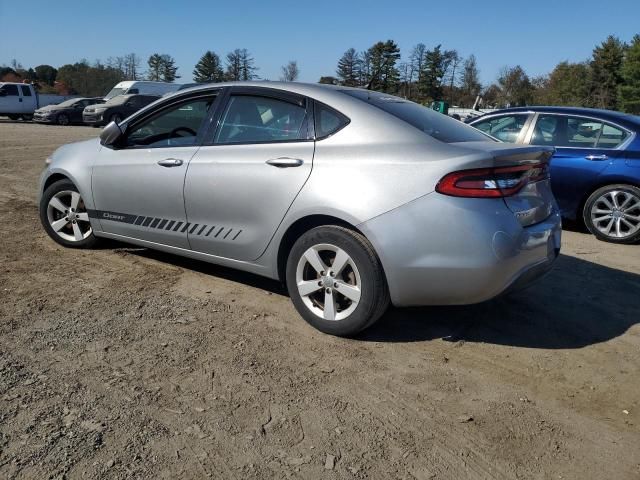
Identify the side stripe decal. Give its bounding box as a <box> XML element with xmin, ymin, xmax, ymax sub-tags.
<box><xmin>87</xmin><ymin>210</ymin><xmax>242</xmax><ymax>241</ymax></box>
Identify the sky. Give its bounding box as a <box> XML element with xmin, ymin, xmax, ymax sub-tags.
<box><xmin>1</xmin><ymin>0</ymin><xmax>639</xmax><ymax>85</ymax></box>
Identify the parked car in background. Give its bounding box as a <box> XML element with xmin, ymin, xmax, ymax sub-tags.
<box><xmin>0</xmin><ymin>82</ymin><xmax>38</xmax><ymax>120</ymax></box>
<box><xmin>34</xmin><ymin>97</ymin><xmax>104</xmax><ymax>125</ymax></box>
<box><xmin>39</xmin><ymin>82</ymin><xmax>561</xmax><ymax>336</ymax></box>
<box><xmin>469</xmin><ymin>107</ymin><xmax>640</xmax><ymax>244</ymax></box>
<box><xmin>83</xmin><ymin>94</ymin><xmax>159</xmax><ymax>127</ymax></box>
<box><xmin>104</xmin><ymin>81</ymin><xmax>181</xmax><ymax>100</ymax></box>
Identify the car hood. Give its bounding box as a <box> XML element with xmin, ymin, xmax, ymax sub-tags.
<box><xmin>37</xmin><ymin>105</ymin><xmax>67</xmax><ymax>113</ymax></box>
<box><xmin>49</xmin><ymin>137</ymin><xmax>101</xmax><ymax>166</ymax></box>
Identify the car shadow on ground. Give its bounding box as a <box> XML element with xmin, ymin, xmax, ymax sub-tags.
<box><xmin>128</xmin><ymin>248</ymin><xmax>638</xmax><ymax>350</ymax></box>
<box><xmin>362</xmin><ymin>254</ymin><xmax>640</xmax><ymax>348</ymax></box>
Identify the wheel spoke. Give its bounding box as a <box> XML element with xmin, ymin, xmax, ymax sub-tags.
<box><xmin>625</xmin><ymin>201</ymin><xmax>640</xmax><ymax>212</ymax></box>
<box><xmin>323</xmin><ymin>289</ymin><xmax>336</xmax><ymax>321</ymax></box>
<box><xmin>621</xmin><ymin>218</ymin><xmax>637</xmax><ymax>230</ymax></box>
<box><xmin>615</xmin><ymin>218</ymin><xmax>622</xmax><ymax>237</ymax></box>
<box><xmin>593</xmin><ymin>208</ymin><xmax>612</xmax><ymax>214</ymax></box>
<box><xmin>335</xmin><ymin>281</ymin><xmax>361</xmax><ymax>303</ymax></box>
<box><xmin>604</xmin><ymin>218</ymin><xmax>615</xmax><ymax>234</ymax></box>
<box><xmin>72</xmin><ymin>222</ymin><xmax>83</xmax><ymax>241</ymax></box>
<box><xmin>609</xmin><ymin>192</ymin><xmax>620</xmax><ymax>208</ymax></box>
<box><xmin>600</xmin><ymin>196</ymin><xmax>614</xmax><ymax>210</ymax></box>
<box><xmin>593</xmin><ymin>215</ymin><xmax>611</xmax><ymax>223</ymax></box>
<box><xmin>619</xmin><ymin>193</ymin><xmax>634</xmax><ymax>209</ymax></box>
<box><xmin>303</xmin><ymin>247</ymin><xmax>327</xmax><ymax>274</ymax></box>
<box><xmin>75</xmin><ymin>212</ymin><xmax>89</xmax><ymax>221</ymax></box>
<box><xmin>70</xmin><ymin>192</ymin><xmax>81</xmax><ymax>210</ymax></box>
<box><xmin>625</xmin><ymin>214</ymin><xmax>640</xmax><ymax>221</ymax></box>
<box><xmin>331</xmin><ymin>248</ymin><xmax>350</xmax><ymax>276</ymax></box>
<box><xmin>49</xmin><ymin>197</ymin><xmax>68</xmax><ymax>213</ymax></box>
<box><xmin>297</xmin><ymin>280</ymin><xmax>322</xmax><ymax>297</ymax></box>
<box><xmin>51</xmin><ymin>217</ymin><xmax>68</xmax><ymax>231</ymax></box>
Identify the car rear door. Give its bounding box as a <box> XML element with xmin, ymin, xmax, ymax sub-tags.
<box><xmin>526</xmin><ymin>113</ymin><xmax>627</xmax><ymax>218</ymax></box>
<box><xmin>470</xmin><ymin>113</ymin><xmax>533</xmax><ymax>143</ymax></box>
<box><xmin>19</xmin><ymin>85</ymin><xmax>35</xmax><ymax>113</ymax></box>
<box><xmin>91</xmin><ymin>92</ymin><xmax>220</xmax><ymax>248</ymax></box>
<box><xmin>184</xmin><ymin>86</ymin><xmax>314</xmax><ymax>261</ymax></box>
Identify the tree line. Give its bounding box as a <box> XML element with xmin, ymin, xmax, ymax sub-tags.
<box><xmin>2</xmin><ymin>33</ymin><xmax>639</xmax><ymax>114</ymax></box>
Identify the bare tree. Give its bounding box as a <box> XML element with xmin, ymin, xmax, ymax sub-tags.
<box><xmin>280</xmin><ymin>60</ymin><xmax>299</xmax><ymax>81</ymax></box>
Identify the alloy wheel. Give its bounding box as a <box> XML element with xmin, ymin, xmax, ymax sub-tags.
<box><xmin>58</xmin><ymin>114</ymin><xmax>69</xmax><ymax>126</ymax></box>
<box><xmin>590</xmin><ymin>189</ymin><xmax>640</xmax><ymax>239</ymax></box>
<box><xmin>46</xmin><ymin>190</ymin><xmax>92</xmax><ymax>242</ymax></box>
<box><xmin>295</xmin><ymin>244</ymin><xmax>362</xmax><ymax>321</ymax></box>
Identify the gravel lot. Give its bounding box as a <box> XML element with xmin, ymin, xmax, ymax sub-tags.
<box><xmin>1</xmin><ymin>121</ymin><xmax>639</xmax><ymax>479</ymax></box>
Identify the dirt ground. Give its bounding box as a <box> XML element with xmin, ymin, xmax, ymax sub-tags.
<box><xmin>0</xmin><ymin>120</ymin><xmax>639</xmax><ymax>480</ymax></box>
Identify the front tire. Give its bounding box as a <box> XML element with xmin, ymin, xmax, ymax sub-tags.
<box><xmin>286</xmin><ymin>226</ymin><xmax>389</xmax><ymax>336</ymax></box>
<box><xmin>110</xmin><ymin>113</ymin><xmax>122</xmax><ymax>124</ymax></box>
<box><xmin>583</xmin><ymin>184</ymin><xmax>640</xmax><ymax>244</ymax></box>
<box><xmin>40</xmin><ymin>179</ymin><xmax>98</xmax><ymax>249</ymax></box>
<box><xmin>57</xmin><ymin>113</ymin><xmax>70</xmax><ymax>126</ymax></box>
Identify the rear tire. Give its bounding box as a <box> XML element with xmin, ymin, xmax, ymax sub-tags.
<box><xmin>286</xmin><ymin>226</ymin><xmax>389</xmax><ymax>337</ymax></box>
<box><xmin>40</xmin><ymin>179</ymin><xmax>99</xmax><ymax>249</ymax></box>
<box><xmin>583</xmin><ymin>184</ymin><xmax>640</xmax><ymax>244</ymax></box>
<box><xmin>8</xmin><ymin>114</ymin><xmax>19</xmax><ymax>121</ymax></box>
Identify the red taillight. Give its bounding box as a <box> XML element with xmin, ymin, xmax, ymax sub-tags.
<box><xmin>435</xmin><ymin>163</ymin><xmax>549</xmax><ymax>198</ymax></box>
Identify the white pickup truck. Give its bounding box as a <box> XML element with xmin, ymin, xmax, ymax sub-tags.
<box><xmin>0</xmin><ymin>82</ymin><xmax>39</xmax><ymax>120</ymax></box>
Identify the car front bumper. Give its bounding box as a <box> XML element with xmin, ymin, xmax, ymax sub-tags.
<box><xmin>33</xmin><ymin>113</ymin><xmax>55</xmax><ymax>123</ymax></box>
<box><xmin>82</xmin><ymin>113</ymin><xmax>105</xmax><ymax>126</ymax></box>
<box><xmin>358</xmin><ymin>192</ymin><xmax>562</xmax><ymax>307</ymax></box>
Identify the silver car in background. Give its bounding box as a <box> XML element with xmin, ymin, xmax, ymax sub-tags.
<box><xmin>38</xmin><ymin>82</ymin><xmax>561</xmax><ymax>336</ymax></box>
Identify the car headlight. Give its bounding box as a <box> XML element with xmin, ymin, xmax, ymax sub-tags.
<box><xmin>93</xmin><ymin>107</ymin><xmax>107</xmax><ymax>113</ymax></box>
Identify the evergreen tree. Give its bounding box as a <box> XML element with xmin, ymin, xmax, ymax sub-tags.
<box><xmin>366</xmin><ymin>40</ymin><xmax>400</xmax><ymax>93</ymax></box>
<box><xmin>618</xmin><ymin>35</ymin><xmax>640</xmax><ymax>114</ymax></box>
<box><xmin>147</xmin><ymin>54</ymin><xmax>163</xmax><ymax>81</ymax></box>
<box><xmin>34</xmin><ymin>65</ymin><xmax>57</xmax><ymax>86</ymax></box>
<box><xmin>160</xmin><ymin>54</ymin><xmax>180</xmax><ymax>82</ymax></box>
<box><xmin>590</xmin><ymin>35</ymin><xmax>625</xmax><ymax>110</ymax></box>
<box><xmin>193</xmin><ymin>51</ymin><xmax>224</xmax><ymax>83</ymax></box>
<box><xmin>419</xmin><ymin>45</ymin><xmax>446</xmax><ymax>101</ymax></box>
<box><xmin>336</xmin><ymin>48</ymin><xmax>361</xmax><ymax>86</ymax></box>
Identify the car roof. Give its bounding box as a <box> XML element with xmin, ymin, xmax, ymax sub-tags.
<box><xmin>477</xmin><ymin>106</ymin><xmax>640</xmax><ymax>130</ymax></box>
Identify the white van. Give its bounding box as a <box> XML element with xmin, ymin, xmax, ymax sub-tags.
<box><xmin>104</xmin><ymin>81</ymin><xmax>181</xmax><ymax>100</ymax></box>
<box><xmin>0</xmin><ymin>82</ymin><xmax>39</xmax><ymax>119</ymax></box>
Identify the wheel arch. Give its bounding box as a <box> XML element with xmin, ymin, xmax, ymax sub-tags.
<box><xmin>43</xmin><ymin>172</ymin><xmax>72</xmax><ymax>192</ymax></box>
<box><xmin>276</xmin><ymin>214</ymin><xmax>368</xmax><ymax>284</ymax></box>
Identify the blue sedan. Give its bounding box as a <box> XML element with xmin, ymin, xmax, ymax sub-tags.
<box><xmin>469</xmin><ymin>107</ymin><xmax>640</xmax><ymax>243</ymax></box>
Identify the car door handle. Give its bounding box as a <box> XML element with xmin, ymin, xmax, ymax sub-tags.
<box><xmin>157</xmin><ymin>158</ymin><xmax>184</xmax><ymax>167</ymax></box>
<box><xmin>265</xmin><ymin>157</ymin><xmax>304</xmax><ymax>168</ymax></box>
<box><xmin>585</xmin><ymin>154</ymin><xmax>608</xmax><ymax>161</ymax></box>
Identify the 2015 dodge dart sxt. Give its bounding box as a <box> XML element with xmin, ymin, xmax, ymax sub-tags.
<box><xmin>38</xmin><ymin>82</ymin><xmax>561</xmax><ymax>336</ymax></box>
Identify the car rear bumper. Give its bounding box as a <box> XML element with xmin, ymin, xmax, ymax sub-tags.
<box><xmin>358</xmin><ymin>192</ymin><xmax>562</xmax><ymax>307</ymax></box>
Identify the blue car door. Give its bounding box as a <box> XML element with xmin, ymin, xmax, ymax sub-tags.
<box><xmin>528</xmin><ymin>113</ymin><xmax>625</xmax><ymax>219</ymax></box>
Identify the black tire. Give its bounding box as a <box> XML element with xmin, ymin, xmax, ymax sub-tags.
<box><xmin>285</xmin><ymin>226</ymin><xmax>389</xmax><ymax>337</ymax></box>
<box><xmin>8</xmin><ymin>114</ymin><xmax>19</xmax><ymax>121</ymax></box>
<box><xmin>583</xmin><ymin>183</ymin><xmax>640</xmax><ymax>244</ymax></box>
<box><xmin>21</xmin><ymin>114</ymin><xmax>33</xmax><ymax>121</ymax></box>
<box><xmin>110</xmin><ymin>113</ymin><xmax>122</xmax><ymax>124</ymax></box>
<box><xmin>39</xmin><ymin>179</ymin><xmax>99</xmax><ymax>249</ymax></box>
<box><xmin>57</xmin><ymin>113</ymin><xmax>70</xmax><ymax>126</ymax></box>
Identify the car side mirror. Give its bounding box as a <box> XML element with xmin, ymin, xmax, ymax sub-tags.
<box><xmin>100</xmin><ymin>121</ymin><xmax>123</xmax><ymax>147</ymax></box>
<box><xmin>125</xmin><ymin>102</ymin><xmax>133</xmax><ymax>107</ymax></box>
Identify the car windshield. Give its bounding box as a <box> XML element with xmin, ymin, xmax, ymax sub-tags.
<box><xmin>104</xmin><ymin>87</ymin><xmax>126</xmax><ymax>100</ymax></box>
<box><xmin>56</xmin><ymin>98</ymin><xmax>81</xmax><ymax>107</ymax></box>
<box><xmin>341</xmin><ymin>89</ymin><xmax>493</xmax><ymax>143</ymax></box>
<box><xmin>104</xmin><ymin>95</ymin><xmax>131</xmax><ymax>106</ymax></box>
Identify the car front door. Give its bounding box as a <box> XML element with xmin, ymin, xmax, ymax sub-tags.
<box><xmin>91</xmin><ymin>92</ymin><xmax>219</xmax><ymax>248</ymax></box>
<box><xmin>0</xmin><ymin>84</ymin><xmax>20</xmax><ymax>114</ymax></box>
<box><xmin>527</xmin><ymin>114</ymin><xmax>628</xmax><ymax>218</ymax></box>
<box><xmin>184</xmin><ymin>87</ymin><xmax>314</xmax><ymax>261</ymax></box>
<box><xmin>71</xmin><ymin>100</ymin><xmax>87</xmax><ymax>123</ymax></box>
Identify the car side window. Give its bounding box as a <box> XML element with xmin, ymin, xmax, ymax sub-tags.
<box><xmin>530</xmin><ymin>115</ymin><xmax>560</xmax><ymax>146</ymax></box>
<box><xmin>596</xmin><ymin>123</ymin><xmax>629</xmax><ymax>149</ymax></box>
<box><xmin>20</xmin><ymin>85</ymin><xmax>32</xmax><ymax>97</ymax></box>
<box><xmin>124</xmin><ymin>96</ymin><xmax>216</xmax><ymax>148</ymax></box>
<box><xmin>0</xmin><ymin>84</ymin><xmax>19</xmax><ymax>96</ymax></box>
<box><xmin>473</xmin><ymin>114</ymin><xmax>529</xmax><ymax>143</ymax></box>
<box><xmin>565</xmin><ymin>117</ymin><xmax>604</xmax><ymax>148</ymax></box>
<box><xmin>315</xmin><ymin>101</ymin><xmax>349</xmax><ymax>139</ymax></box>
<box><xmin>215</xmin><ymin>95</ymin><xmax>308</xmax><ymax>144</ymax></box>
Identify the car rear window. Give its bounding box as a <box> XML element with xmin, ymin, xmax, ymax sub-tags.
<box><xmin>340</xmin><ymin>89</ymin><xmax>493</xmax><ymax>143</ymax></box>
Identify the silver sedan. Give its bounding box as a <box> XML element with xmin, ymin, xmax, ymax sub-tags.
<box><xmin>38</xmin><ymin>82</ymin><xmax>561</xmax><ymax>336</ymax></box>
